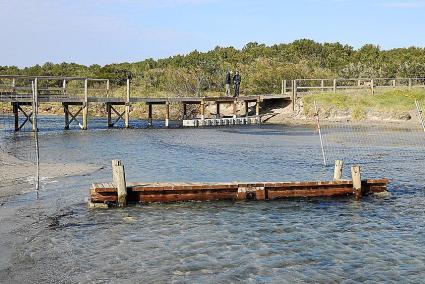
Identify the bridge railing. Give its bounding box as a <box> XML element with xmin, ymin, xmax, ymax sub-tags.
<box><xmin>281</xmin><ymin>77</ymin><xmax>425</xmax><ymax>96</ymax></box>
<box><xmin>0</xmin><ymin>75</ymin><xmax>112</xmax><ymax>101</ymax></box>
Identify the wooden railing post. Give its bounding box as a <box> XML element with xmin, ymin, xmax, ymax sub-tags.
<box><xmin>333</xmin><ymin>160</ymin><xmax>343</xmax><ymax>180</ymax></box>
<box><xmin>333</xmin><ymin>79</ymin><xmax>337</xmax><ymax>93</ymax></box>
<box><xmin>125</xmin><ymin>78</ymin><xmax>130</xmax><ymax>128</ymax></box>
<box><xmin>292</xmin><ymin>80</ymin><xmax>297</xmax><ymax>112</ymax></box>
<box><xmin>409</xmin><ymin>78</ymin><xmax>412</xmax><ymax>90</ymax></box>
<box><xmin>62</xmin><ymin>79</ymin><xmax>67</xmax><ymax>95</ymax></box>
<box><xmin>32</xmin><ymin>78</ymin><xmax>38</xmax><ymax>132</ymax></box>
<box><xmin>82</xmin><ymin>78</ymin><xmax>88</xmax><ymax>130</ymax></box>
<box><xmin>112</xmin><ymin>160</ymin><xmax>127</xmax><ymax>207</ymax></box>
<box><xmin>371</xmin><ymin>79</ymin><xmax>375</xmax><ymax>95</ymax></box>
<box><xmin>351</xmin><ymin>165</ymin><xmax>362</xmax><ymax>199</ymax></box>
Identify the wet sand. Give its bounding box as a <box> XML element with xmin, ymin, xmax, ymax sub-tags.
<box><xmin>0</xmin><ymin>151</ymin><xmax>103</xmax><ymax>199</ymax></box>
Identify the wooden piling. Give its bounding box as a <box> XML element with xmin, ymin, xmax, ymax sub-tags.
<box><xmin>351</xmin><ymin>165</ymin><xmax>362</xmax><ymax>198</ymax></box>
<box><xmin>333</xmin><ymin>160</ymin><xmax>343</xmax><ymax>180</ymax></box>
<box><xmin>82</xmin><ymin>79</ymin><xmax>88</xmax><ymax>130</ymax></box>
<box><xmin>112</xmin><ymin>160</ymin><xmax>127</xmax><ymax>207</ymax></box>
<box><xmin>216</xmin><ymin>102</ymin><xmax>220</xmax><ymax>118</ymax></box>
<box><xmin>165</xmin><ymin>102</ymin><xmax>170</xmax><ymax>127</ymax></box>
<box><xmin>107</xmin><ymin>104</ymin><xmax>112</xmax><ymax>127</ymax></box>
<box><xmin>13</xmin><ymin>102</ymin><xmax>18</xmax><ymax>131</ymax></box>
<box><xmin>200</xmin><ymin>99</ymin><xmax>205</xmax><ymax>120</ymax></box>
<box><xmin>148</xmin><ymin>104</ymin><xmax>153</xmax><ymax>126</ymax></box>
<box><xmin>232</xmin><ymin>100</ymin><xmax>237</xmax><ymax>118</ymax></box>
<box><xmin>64</xmin><ymin>104</ymin><xmax>70</xmax><ymax>130</ymax></box>
<box><xmin>183</xmin><ymin>103</ymin><xmax>187</xmax><ymax>119</ymax></box>
<box><xmin>245</xmin><ymin>101</ymin><xmax>249</xmax><ymax>117</ymax></box>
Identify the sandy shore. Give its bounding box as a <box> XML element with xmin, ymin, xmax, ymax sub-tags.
<box><xmin>0</xmin><ymin>151</ymin><xmax>103</xmax><ymax>200</ymax></box>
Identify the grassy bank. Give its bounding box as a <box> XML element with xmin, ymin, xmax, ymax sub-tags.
<box><xmin>302</xmin><ymin>89</ymin><xmax>425</xmax><ymax>121</ymax></box>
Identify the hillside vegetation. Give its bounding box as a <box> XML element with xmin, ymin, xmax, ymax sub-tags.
<box><xmin>1</xmin><ymin>39</ymin><xmax>425</xmax><ymax>97</ymax></box>
<box><xmin>302</xmin><ymin>89</ymin><xmax>425</xmax><ymax>121</ymax></box>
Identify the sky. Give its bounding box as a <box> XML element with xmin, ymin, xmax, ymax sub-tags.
<box><xmin>0</xmin><ymin>0</ymin><xmax>424</xmax><ymax>67</ymax></box>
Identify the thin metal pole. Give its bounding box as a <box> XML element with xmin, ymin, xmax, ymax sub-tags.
<box><xmin>32</xmin><ymin>80</ymin><xmax>40</xmax><ymax>199</ymax></box>
<box><xmin>415</xmin><ymin>100</ymin><xmax>425</xmax><ymax>132</ymax></box>
<box><xmin>314</xmin><ymin>100</ymin><xmax>327</xmax><ymax>166</ymax></box>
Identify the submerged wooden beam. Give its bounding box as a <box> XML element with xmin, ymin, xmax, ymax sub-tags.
<box><xmin>90</xmin><ymin>178</ymin><xmax>389</xmax><ymax>207</ymax></box>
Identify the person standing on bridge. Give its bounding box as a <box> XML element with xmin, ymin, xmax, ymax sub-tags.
<box><xmin>233</xmin><ymin>70</ymin><xmax>241</xmax><ymax>97</ymax></box>
<box><xmin>225</xmin><ymin>70</ymin><xmax>232</xmax><ymax>96</ymax></box>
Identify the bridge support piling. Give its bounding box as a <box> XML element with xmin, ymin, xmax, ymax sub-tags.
<box><xmin>64</xmin><ymin>104</ymin><xmax>70</xmax><ymax>130</ymax></box>
<box><xmin>200</xmin><ymin>99</ymin><xmax>205</xmax><ymax>120</ymax></box>
<box><xmin>216</xmin><ymin>102</ymin><xmax>220</xmax><ymax>118</ymax></box>
<box><xmin>232</xmin><ymin>100</ymin><xmax>237</xmax><ymax>118</ymax></box>
<box><xmin>165</xmin><ymin>102</ymin><xmax>170</xmax><ymax>127</ymax></box>
<box><xmin>256</xmin><ymin>99</ymin><xmax>261</xmax><ymax>124</ymax></box>
<box><xmin>107</xmin><ymin>104</ymin><xmax>112</xmax><ymax>127</ymax></box>
<box><xmin>12</xmin><ymin>103</ymin><xmax>19</xmax><ymax>131</ymax></box>
<box><xmin>245</xmin><ymin>101</ymin><xmax>249</xmax><ymax>117</ymax></box>
<box><xmin>148</xmin><ymin>104</ymin><xmax>153</xmax><ymax>126</ymax></box>
<box><xmin>183</xmin><ymin>103</ymin><xmax>187</xmax><ymax>119</ymax></box>
<box><xmin>82</xmin><ymin>103</ymin><xmax>88</xmax><ymax>130</ymax></box>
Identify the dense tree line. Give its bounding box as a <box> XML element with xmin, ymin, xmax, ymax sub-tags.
<box><xmin>1</xmin><ymin>39</ymin><xmax>425</xmax><ymax>96</ymax></box>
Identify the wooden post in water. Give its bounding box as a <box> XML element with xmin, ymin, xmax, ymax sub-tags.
<box><xmin>351</xmin><ymin>165</ymin><xmax>362</xmax><ymax>199</ymax></box>
<box><xmin>255</xmin><ymin>99</ymin><xmax>260</xmax><ymax>116</ymax></box>
<box><xmin>64</xmin><ymin>104</ymin><xmax>70</xmax><ymax>130</ymax></box>
<box><xmin>148</xmin><ymin>104</ymin><xmax>153</xmax><ymax>126</ymax></box>
<box><xmin>333</xmin><ymin>160</ymin><xmax>343</xmax><ymax>180</ymax></box>
<box><xmin>82</xmin><ymin>78</ymin><xmax>88</xmax><ymax>130</ymax></box>
<box><xmin>165</xmin><ymin>102</ymin><xmax>170</xmax><ymax>127</ymax></box>
<box><xmin>200</xmin><ymin>99</ymin><xmax>205</xmax><ymax>120</ymax></box>
<box><xmin>107</xmin><ymin>104</ymin><xmax>112</xmax><ymax>127</ymax></box>
<box><xmin>13</xmin><ymin>103</ymin><xmax>18</xmax><ymax>131</ymax></box>
<box><xmin>112</xmin><ymin>160</ymin><xmax>127</xmax><ymax>207</ymax></box>
<box><xmin>125</xmin><ymin>78</ymin><xmax>130</xmax><ymax>128</ymax></box>
<box><xmin>183</xmin><ymin>103</ymin><xmax>187</xmax><ymax>119</ymax></box>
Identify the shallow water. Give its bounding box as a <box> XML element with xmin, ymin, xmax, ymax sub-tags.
<box><xmin>1</xmin><ymin>117</ymin><xmax>425</xmax><ymax>283</ymax></box>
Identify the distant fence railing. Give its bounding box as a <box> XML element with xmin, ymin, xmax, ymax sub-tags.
<box><xmin>281</xmin><ymin>78</ymin><xmax>425</xmax><ymax>96</ymax></box>
<box><xmin>0</xmin><ymin>75</ymin><xmax>111</xmax><ymax>100</ymax></box>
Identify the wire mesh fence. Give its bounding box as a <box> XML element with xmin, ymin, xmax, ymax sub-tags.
<box><xmin>314</xmin><ymin>100</ymin><xmax>425</xmax><ymax>171</ymax></box>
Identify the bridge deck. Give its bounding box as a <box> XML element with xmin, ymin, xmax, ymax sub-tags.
<box><xmin>0</xmin><ymin>93</ymin><xmax>290</xmax><ymax>104</ymax></box>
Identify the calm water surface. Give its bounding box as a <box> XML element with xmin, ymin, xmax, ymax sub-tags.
<box><xmin>0</xmin><ymin>117</ymin><xmax>424</xmax><ymax>283</ymax></box>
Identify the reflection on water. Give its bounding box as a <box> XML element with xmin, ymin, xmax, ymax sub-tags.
<box><xmin>1</xmin><ymin>117</ymin><xmax>425</xmax><ymax>283</ymax></box>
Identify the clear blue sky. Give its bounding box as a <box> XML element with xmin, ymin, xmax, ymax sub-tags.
<box><xmin>0</xmin><ymin>0</ymin><xmax>424</xmax><ymax>67</ymax></box>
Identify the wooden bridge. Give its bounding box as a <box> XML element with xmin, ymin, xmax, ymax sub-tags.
<box><xmin>0</xmin><ymin>75</ymin><xmax>291</xmax><ymax>131</ymax></box>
